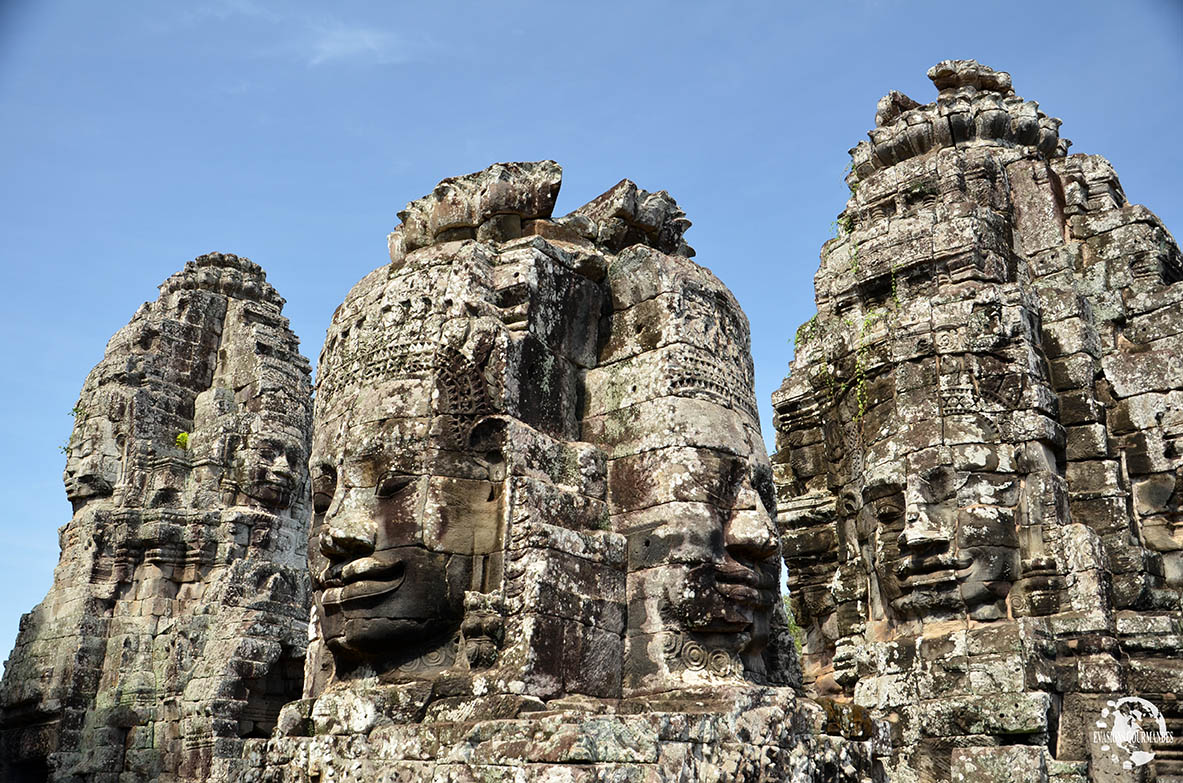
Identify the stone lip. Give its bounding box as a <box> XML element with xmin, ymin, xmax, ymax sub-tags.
<box><xmin>849</xmin><ymin>58</ymin><xmax>1069</xmax><ymax>185</ymax></box>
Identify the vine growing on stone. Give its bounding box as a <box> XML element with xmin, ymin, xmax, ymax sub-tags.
<box><xmin>59</xmin><ymin>405</ymin><xmax>88</xmax><ymax>456</ymax></box>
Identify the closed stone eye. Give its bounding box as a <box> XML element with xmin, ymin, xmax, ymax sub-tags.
<box><xmin>375</xmin><ymin>472</ymin><xmax>415</xmax><ymax>499</ymax></box>
<box><xmin>312</xmin><ymin>466</ymin><xmax>337</xmax><ymax>515</ymax></box>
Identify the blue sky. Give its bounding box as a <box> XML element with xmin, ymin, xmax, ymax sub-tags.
<box><xmin>1</xmin><ymin>0</ymin><xmax>1180</xmax><ymax>667</ymax></box>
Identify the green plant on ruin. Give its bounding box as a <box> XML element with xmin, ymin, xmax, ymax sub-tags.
<box><xmin>60</xmin><ymin>405</ymin><xmax>88</xmax><ymax>457</ymax></box>
<box><xmin>794</xmin><ymin>314</ymin><xmax>820</xmax><ymax>350</ymax></box>
<box><xmin>830</xmin><ymin>213</ymin><xmax>854</xmax><ymax>239</ymax></box>
<box><xmin>175</xmin><ymin>431</ymin><xmax>190</xmax><ymax>450</ymax></box>
<box><xmin>790</xmin><ymin>313</ymin><xmax>841</xmax><ymax>404</ymax></box>
<box><xmin>783</xmin><ymin>595</ymin><xmax>805</xmax><ymax>654</ymax></box>
<box><xmin>842</xmin><ymin>159</ymin><xmax>860</xmax><ymax>196</ymax></box>
<box><xmin>853</xmin><ymin>309</ymin><xmax>884</xmax><ymax>421</ymax></box>
<box><xmin>906</xmin><ymin>177</ymin><xmax>938</xmax><ymax>198</ymax></box>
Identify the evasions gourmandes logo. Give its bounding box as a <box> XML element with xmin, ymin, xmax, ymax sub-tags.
<box><xmin>1093</xmin><ymin>696</ymin><xmax>1174</xmax><ymax>770</ymax></box>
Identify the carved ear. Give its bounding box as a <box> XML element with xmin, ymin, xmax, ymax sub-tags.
<box><xmin>468</xmin><ymin>416</ymin><xmax>508</xmax><ymax>453</ymax></box>
<box><xmin>460</xmin><ymin>590</ymin><xmax>505</xmax><ymax>669</ymax></box>
<box><xmin>467</xmin><ymin>416</ymin><xmax>509</xmax><ymax>483</ymax></box>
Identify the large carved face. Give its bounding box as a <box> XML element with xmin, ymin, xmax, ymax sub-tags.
<box><xmin>863</xmin><ymin>469</ymin><xmax>1018</xmax><ymax>623</ymax></box>
<box><xmin>308</xmin><ymin>257</ymin><xmax>505</xmax><ymax>668</ymax></box>
<box><xmin>600</xmin><ymin>250</ymin><xmax>784</xmax><ymax>677</ymax></box>
<box><xmin>669</xmin><ymin>452</ymin><xmax>780</xmax><ymax>656</ymax></box>
<box><xmin>308</xmin><ymin>418</ymin><xmax>500</xmax><ymax>664</ymax></box>
<box><xmin>63</xmin><ymin>409</ymin><xmax>120</xmax><ymax>508</ymax></box>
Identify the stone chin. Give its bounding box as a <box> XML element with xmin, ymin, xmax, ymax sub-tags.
<box><xmin>889</xmin><ymin>583</ymin><xmax>964</xmax><ymax>619</ymax></box>
<box><xmin>323</xmin><ymin>617</ymin><xmax>444</xmax><ymax>658</ymax></box>
<box><xmin>63</xmin><ymin>451</ymin><xmax>118</xmax><ymax>508</ymax></box>
<box><xmin>64</xmin><ymin>474</ymin><xmax>114</xmax><ymax>506</ymax></box>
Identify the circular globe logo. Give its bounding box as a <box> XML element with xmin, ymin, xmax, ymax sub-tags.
<box><xmin>1096</xmin><ymin>697</ymin><xmax>1172</xmax><ymax>770</ymax></box>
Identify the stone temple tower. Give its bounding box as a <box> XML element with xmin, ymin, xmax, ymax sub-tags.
<box><xmin>0</xmin><ymin>253</ymin><xmax>314</xmax><ymax>783</ymax></box>
<box><xmin>232</xmin><ymin>162</ymin><xmax>883</xmax><ymax>782</ymax></box>
<box><xmin>774</xmin><ymin>60</ymin><xmax>1183</xmax><ymax>782</ymax></box>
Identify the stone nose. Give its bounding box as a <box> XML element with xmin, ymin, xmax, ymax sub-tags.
<box><xmin>319</xmin><ymin>516</ymin><xmax>376</xmax><ymax>559</ymax></box>
<box><xmin>264</xmin><ymin>464</ymin><xmax>294</xmax><ymax>484</ymax></box>
<box><xmin>724</xmin><ymin>486</ymin><xmax>778</xmax><ymax>562</ymax></box>
<box><xmin>898</xmin><ymin>510</ymin><xmax>950</xmax><ymax>551</ymax></box>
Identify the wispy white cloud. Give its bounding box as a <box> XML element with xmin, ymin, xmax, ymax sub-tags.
<box><xmin>149</xmin><ymin>5</ymin><xmax>421</xmax><ymax>68</ymax></box>
<box><xmin>305</xmin><ymin>20</ymin><xmax>410</xmax><ymax>67</ymax></box>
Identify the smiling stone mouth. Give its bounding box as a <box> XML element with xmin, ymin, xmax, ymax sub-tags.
<box><xmin>894</xmin><ymin>553</ymin><xmax>962</xmax><ymax>590</ymax></box>
<box><xmin>714</xmin><ymin>565</ymin><xmax>775</xmax><ymax>607</ymax></box>
<box><xmin>320</xmin><ymin>559</ymin><xmax>406</xmax><ymax>605</ymax></box>
<box><xmin>901</xmin><ymin>569</ymin><xmax>958</xmax><ymax>589</ymax></box>
<box><xmin>248</xmin><ymin>480</ymin><xmax>293</xmax><ymax>505</ymax></box>
<box><xmin>254</xmin><ymin>477</ymin><xmax>292</xmax><ymax>489</ymax></box>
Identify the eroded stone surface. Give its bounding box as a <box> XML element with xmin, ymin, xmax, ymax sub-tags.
<box><xmin>775</xmin><ymin>61</ymin><xmax>1183</xmax><ymax>782</ymax></box>
<box><xmin>232</xmin><ymin>163</ymin><xmax>880</xmax><ymax>781</ymax></box>
<box><xmin>0</xmin><ymin>253</ymin><xmax>313</xmax><ymax>782</ymax></box>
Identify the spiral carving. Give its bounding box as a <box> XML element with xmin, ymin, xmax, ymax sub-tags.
<box><xmin>681</xmin><ymin>641</ymin><xmax>708</xmax><ymax>671</ymax></box>
<box><xmin>708</xmin><ymin>649</ymin><xmax>738</xmax><ymax>677</ymax></box>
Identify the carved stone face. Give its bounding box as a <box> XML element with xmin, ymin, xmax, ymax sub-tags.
<box><xmin>592</xmin><ymin>247</ymin><xmax>784</xmax><ymax>683</ymax></box>
<box><xmin>307</xmin><ymin>244</ymin><xmax>509</xmax><ymax>670</ymax></box>
<box><xmin>309</xmin><ymin>363</ymin><xmax>504</xmax><ymax>665</ymax></box>
<box><xmin>669</xmin><ymin>454</ymin><xmax>780</xmax><ymax>655</ymax></box>
<box><xmin>232</xmin><ymin>433</ymin><xmax>306</xmax><ymax>511</ymax></box>
<box><xmin>63</xmin><ymin>413</ymin><xmax>120</xmax><ymax>507</ymax></box>
<box><xmin>868</xmin><ymin>469</ymin><xmax>1018</xmax><ymax>623</ymax></box>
